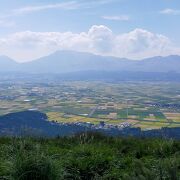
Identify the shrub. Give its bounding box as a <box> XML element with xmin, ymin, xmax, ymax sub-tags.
<box><xmin>9</xmin><ymin>139</ymin><xmax>62</xmax><ymax>180</ymax></box>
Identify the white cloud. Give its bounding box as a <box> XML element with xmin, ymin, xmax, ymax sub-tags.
<box><xmin>160</xmin><ymin>8</ymin><xmax>180</xmax><ymax>15</ymax></box>
<box><xmin>0</xmin><ymin>25</ymin><xmax>179</xmax><ymax>62</ymax></box>
<box><xmin>0</xmin><ymin>0</ymin><xmax>118</xmax><ymax>19</ymax></box>
<box><xmin>114</xmin><ymin>28</ymin><xmax>175</xmax><ymax>59</ymax></box>
<box><xmin>0</xmin><ymin>1</ymin><xmax>79</xmax><ymax>20</ymax></box>
<box><xmin>12</xmin><ymin>1</ymin><xmax>79</xmax><ymax>15</ymax></box>
<box><xmin>102</xmin><ymin>15</ymin><xmax>130</xmax><ymax>21</ymax></box>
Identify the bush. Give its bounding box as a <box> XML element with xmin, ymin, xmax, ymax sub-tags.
<box><xmin>9</xmin><ymin>139</ymin><xmax>62</xmax><ymax>180</ymax></box>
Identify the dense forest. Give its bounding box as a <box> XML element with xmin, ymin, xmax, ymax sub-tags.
<box><xmin>0</xmin><ymin>133</ymin><xmax>179</xmax><ymax>180</ymax></box>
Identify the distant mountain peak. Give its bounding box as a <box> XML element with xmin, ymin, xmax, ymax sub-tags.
<box><xmin>0</xmin><ymin>51</ymin><xmax>180</xmax><ymax>73</ymax></box>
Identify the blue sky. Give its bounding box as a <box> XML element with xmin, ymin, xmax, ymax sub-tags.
<box><xmin>0</xmin><ymin>0</ymin><xmax>180</xmax><ymax>61</ymax></box>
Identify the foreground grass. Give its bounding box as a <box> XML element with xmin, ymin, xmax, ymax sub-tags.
<box><xmin>0</xmin><ymin>133</ymin><xmax>179</xmax><ymax>180</ymax></box>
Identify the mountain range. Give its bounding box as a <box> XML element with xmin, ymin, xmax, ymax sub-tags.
<box><xmin>0</xmin><ymin>51</ymin><xmax>180</xmax><ymax>73</ymax></box>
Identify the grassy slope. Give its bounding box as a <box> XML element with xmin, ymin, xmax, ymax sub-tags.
<box><xmin>0</xmin><ymin>133</ymin><xmax>179</xmax><ymax>180</ymax></box>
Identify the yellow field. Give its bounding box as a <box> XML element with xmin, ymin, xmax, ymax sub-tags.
<box><xmin>47</xmin><ymin>112</ymin><xmax>100</xmax><ymax>124</ymax></box>
<box><xmin>164</xmin><ymin>113</ymin><xmax>180</xmax><ymax>122</ymax></box>
<box><xmin>134</xmin><ymin>121</ymin><xmax>173</xmax><ymax>129</ymax></box>
<box><xmin>47</xmin><ymin>111</ymin><xmax>180</xmax><ymax>129</ymax></box>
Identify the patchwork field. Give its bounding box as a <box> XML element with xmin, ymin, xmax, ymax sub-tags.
<box><xmin>0</xmin><ymin>80</ymin><xmax>180</xmax><ymax>129</ymax></box>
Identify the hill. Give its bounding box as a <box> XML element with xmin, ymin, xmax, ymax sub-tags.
<box><xmin>131</xmin><ymin>55</ymin><xmax>180</xmax><ymax>72</ymax></box>
<box><xmin>0</xmin><ymin>111</ymin><xmax>88</xmax><ymax>137</ymax></box>
<box><xmin>0</xmin><ymin>111</ymin><xmax>179</xmax><ymax>139</ymax></box>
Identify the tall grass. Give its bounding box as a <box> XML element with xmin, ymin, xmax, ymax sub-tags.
<box><xmin>0</xmin><ymin>133</ymin><xmax>179</xmax><ymax>179</ymax></box>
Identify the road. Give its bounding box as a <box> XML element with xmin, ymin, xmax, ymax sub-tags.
<box><xmin>88</xmin><ymin>105</ymin><xmax>99</xmax><ymax>118</ymax></box>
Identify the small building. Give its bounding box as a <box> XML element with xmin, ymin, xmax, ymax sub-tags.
<box><xmin>99</xmin><ymin>121</ymin><xmax>105</xmax><ymax>127</ymax></box>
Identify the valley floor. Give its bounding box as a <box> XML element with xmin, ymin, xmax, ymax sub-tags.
<box><xmin>1</xmin><ymin>81</ymin><xmax>180</xmax><ymax>130</ymax></box>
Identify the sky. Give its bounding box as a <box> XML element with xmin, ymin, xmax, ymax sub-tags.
<box><xmin>0</xmin><ymin>0</ymin><xmax>180</xmax><ymax>62</ymax></box>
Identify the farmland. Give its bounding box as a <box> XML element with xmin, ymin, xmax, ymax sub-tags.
<box><xmin>0</xmin><ymin>77</ymin><xmax>180</xmax><ymax>130</ymax></box>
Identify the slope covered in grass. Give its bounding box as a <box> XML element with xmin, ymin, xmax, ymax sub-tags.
<box><xmin>0</xmin><ymin>133</ymin><xmax>179</xmax><ymax>179</ymax></box>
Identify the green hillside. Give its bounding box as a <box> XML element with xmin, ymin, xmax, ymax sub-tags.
<box><xmin>0</xmin><ymin>133</ymin><xmax>179</xmax><ymax>180</ymax></box>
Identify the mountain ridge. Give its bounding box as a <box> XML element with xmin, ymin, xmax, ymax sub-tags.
<box><xmin>0</xmin><ymin>51</ymin><xmax>180</xmax><ymax>73</ymax></box>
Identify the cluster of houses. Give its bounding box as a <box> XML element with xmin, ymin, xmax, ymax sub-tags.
<box><xmin>57</xmin><ymin>121</ymin><xmax>131</xmax><ymax>131</ymax></box>
<box><xmin>145</xmin><ymin>102</ymin><xmax>180</xmax><ymax>109</ymax></box>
